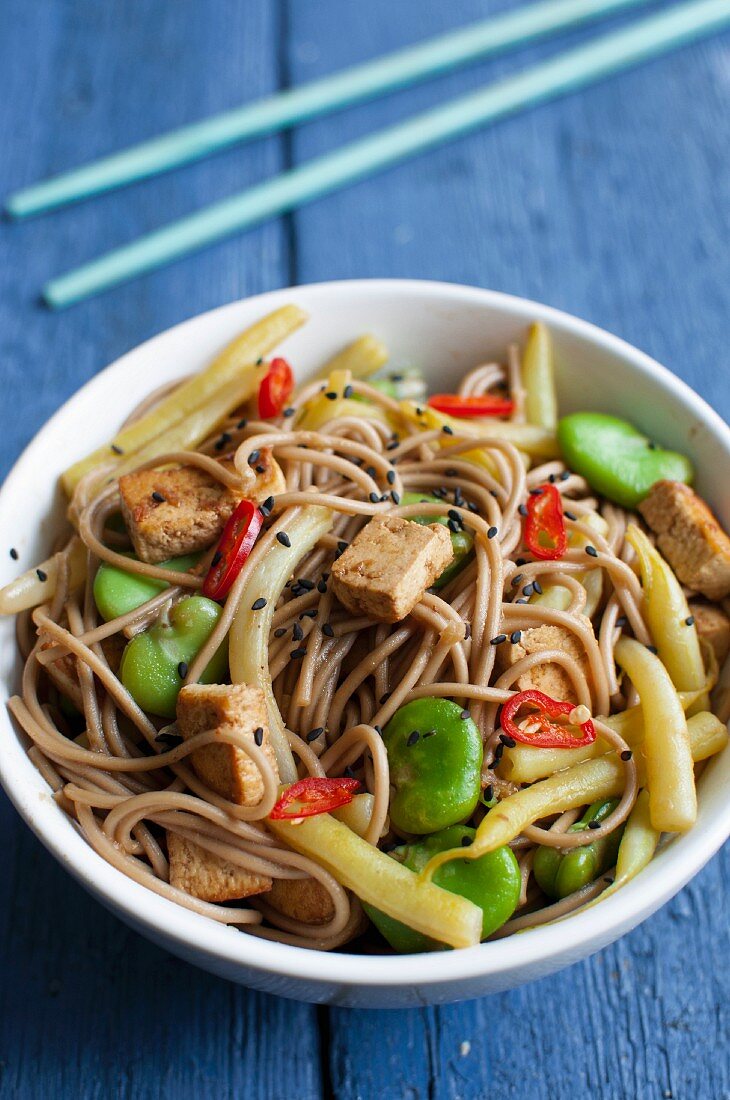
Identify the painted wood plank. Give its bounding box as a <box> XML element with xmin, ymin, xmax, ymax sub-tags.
<box><xmin>0</xmin><ymin>3</ymin><xmax>320</xmax><ymax>1097</ymax></box>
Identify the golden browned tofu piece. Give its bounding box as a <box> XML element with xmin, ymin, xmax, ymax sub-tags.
<box><xmin>176</xmin><ymin>682</ymin><xmax>279</xmax><ymax>806</ymax></box>
<box><xmin>331</xmin><ymin>515</ymin><xmax>453</xmax><ymax>623</ymax></box>
<box><xmin>118</xmin><ymin>450</ymin><xmax>285</xmax><ymax>564</ymax></box>
<box><xmin>689</xmin><ymin>601</ymin><xmax>730</xmax><ymax>666</ymax></box>
<box><xmin>639</xmin><ymin>481</ymin><xmax>730</xmax><ymax>600</ymax></box>
<box><xmin>267</xmin><ymin>877</ymin><xmax>335</xmax><ymax>925</ymax></box>
<box><xmin>497</xmin><ymin>621</ymin><xmax>593</xmax><ymax>704</ymax></box>
<box><xmin>167</xmin><ymin>833</ymin><xmax>271</xmax><ymax>901</ymax></box>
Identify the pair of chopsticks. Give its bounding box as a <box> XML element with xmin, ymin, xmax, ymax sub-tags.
<box><xmin>7</xmin><ymin>0</ymin><xmax>729</xmax><ymax>309</ymax></box>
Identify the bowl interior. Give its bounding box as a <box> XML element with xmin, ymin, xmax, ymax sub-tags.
<box><xmin>0</xmin><ymin>279</ymin><xmax>728</xmax><ymax>1003</ymax></box>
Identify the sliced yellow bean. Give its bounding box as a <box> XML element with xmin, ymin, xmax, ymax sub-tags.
<box><xmin>230</xmin><ymin>507</ymin><xmax>333</xmax><ymax>783</ymax></box>
<box><xmin>315</xmin><ymin>334</ymin><xmax>388</xmax><ymax>380</ymax></box>
<box><xmin>522</xmin><ymin>322</ymin><xmax>557</xmax><ymax>431</ymax></box>
<box><xmin>626</xmin><ymin>525</ymin><xmax>707</xmax><ymax>709</ymax></box>
<box><xmin>0</xmin><ymin>540</ymin><xmax>86</xmax><ymax>615</ymax></box>
<box><xmin>62</xmin><ymin>304</ymin><xmax>307</xmax><ymax>494</ymax></box>
<box><xmin>400</xmin><ymin>401</ymin><xmax>560</xmax><ymax>459</ymax></box>
<box><xmin>267</xmin><ymin>811</ymin><xmax>482</xmax><ymax>949</ymax></box>
<box><xmin>615</xmin><ymin>636</ymin><xmax>696</xmax><ymax>832</ymax></box>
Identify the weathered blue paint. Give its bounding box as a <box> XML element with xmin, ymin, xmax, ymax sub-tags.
<box><xmin>0</xmin><ymin>1</ymin><xmax>727</xmax><ymax>1096</ymax></box>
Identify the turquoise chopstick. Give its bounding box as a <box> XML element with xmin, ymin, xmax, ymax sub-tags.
<box><xmin>6</xmin><ymin>0</ymin><xmax>652</xmax><ymax>220</ymax></box>
<box><xmin>43</xmin><ymin>0</ymin><xmax>730</xmax><ymax>309</ymax></box>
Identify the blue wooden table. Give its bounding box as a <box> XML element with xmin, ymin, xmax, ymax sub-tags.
<box><xmin>1</xmin><ymin>2</ymin><xmax>728</xmax><ymax>1096</ymax></box>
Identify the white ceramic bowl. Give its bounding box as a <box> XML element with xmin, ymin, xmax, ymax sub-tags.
<box><xmin>1</xmin><ymin>280</ymin><xmax>728</xmax><ymax>1008</ymax></box>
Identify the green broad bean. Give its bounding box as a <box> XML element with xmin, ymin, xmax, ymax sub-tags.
<box><xmin>383</xmin><ymin>698</ymin><xmax>482</xmax><ymax>834</ymax></box>
<box><xmin>533</xmin><ymin>798</ymin><xmax>623</xmax><ymax>900</ymax></box>
<box><xmin>363</xmin><ymin>826</ymin><xmax>520</xmax><ymax>952</ymax></box>
<box><xmin>401</xmin><ymin>492</ymin><xmax>473</xmax><ymax>588</ymax></box>
<box><xmin>94</xmin><ymin>553</ymin><xmax>200</xmax><ymax>622</ymax></box>
<box><xmin>557</xmin><ymin>412</ymin><xmax>693</xmax><ymax>509</ymax></box>
<box><xmin>120</xmin><ymin>596</ymin><xmax>228</xmax><ymax>718</ymax></box>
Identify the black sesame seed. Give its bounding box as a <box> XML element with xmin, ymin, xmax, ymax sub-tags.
<box><xmin>529</xmin><ymin>487</ymin><xmax>544</xmax><ymax>496</ymax></box>
<box><xmin>460</xmin><ymin>710</ymin><xmax>470</xmax><ymax>721</ymax></box>
<box><xmin>510</xmin><ymin>630</ymin><xmax>522</xmax><ymax>644</ymax></box>
<box><xmin>260</xmin><ymin>496</ymin><xmax>275</xmax><ymax>516</ymax></box>
<box><xmin>322</xmin><ymin>623</ymin><xmax>334</xmax><ymax>638</ymax></box>
<box><xmin>9</xmin><ymin>548</ymin><xmax>18</xmax><ymax>561</ymax></box>
<box><xmin>209</xmin><ymin>551</ymin><xmax>221</xmax><ymax>568</ymax></box>
<box><xmin>448</xmin><ymin>509</ymin><xmax>461</xmax><ymax>524</ymax></box>
<box><xmin>292</xmin><ymin>623</ymin><xmax>304</xmax><ymax>641</ymax></box>
<box><xmin>493</xmin><ymin>743</ymin><xmax>505</xmax><ymax>763</ymax></box>
<box><xmin>442</xmin><ymin>425</ymin><xmax>454</xmax><ymax>435</ymax></box>
<box><xmin>255</xmin><ymin>357</ymin><xmax>264</xmax><ymax>366</ymax></box>
<box><xmin>274</xmin><ymin>627</ymin><xmax>287</xmax><ymax>638</ymax></box>
<box><xmin>447</xmin><ymin>519</ymin><xmax>460</xmax><ymax>533</ymax></box>
<box><xmin>247</xmin><ymin>450</ymin><xmax>261</xmax><ymax>466</ymax></box>
<box><xmin>511</xmin><ymin>574</ymin><xmax>524</xmax><ymax>587</ymax></box>
<box><xmin>298</xmin><ymin>578</ymin><xmax>315</xmax><ymax>591</ymax></box>
<box><xmin>522</xmin><ymin>583</ymin><xmax>535</xmax><ymax>597</ymax></box>
<box><xmin>236</xmin><ymin>418</ymin><xmax>248</xmax><ymax>430</ymax></box>
<box><xmin>317</xmin><ymin>579</ymin><xmax>327</xmax><ymax>594</ymax></box>
<box><xmin>685</xmin><ymin>615</ymin><xmax>695</xmax><ymax>626</ymax></box>
<box><xmin>515</xmin><ymin>557</ymin><xmax>527</xmax><ymax>567</ymax></box>
<box><xmin>585</xmin><ymin>545</ymin><xmax>598</xmax><ymax>558</ymax></box>
<box><xmin>588</xmin><ymin>820</ymin><xmax>601</xmax><ymax>830</ymax></box>
<box><xmin>533</xmin><ymin>580</ymin><xmax>543</xmax><ymax>595</ymax></box>
<box><xmin>110</xmin><ymin>444</ymin><xmax>124</xmax><ymax>455</ymax></box>
<box><xmin>283</xmin><ymin>406</ymin><xmax>295</xmax><ymax>417</ymax></box>
<box><xmin>433</xmin><ymin>487</ymin><xmax>447</xmax><ymax>498</ymax></box>
<box><xmin>300</xmin><ymin>609</ymin><xmax>317</xmax><ymax>619</ymax></box>
<box><xmin>487</xmin><ymin>526</ymin><xmax>498</xmax><ymax>539</ymax></box>
<box><xmin>483</xmin><ymin>784</ymin><xmax>494</xmax><ymax>802</ymax></box>
<box><xmin>36</xmin><ymin>569</ymin><xmax>47</xmax><ymax>582</ymax></box>
<box><xmin>391</xmin><ymin>491</ymin><xmax>401</xmax><ymax>504</ymax></box>
<box><xmin>518</xmin><ymin>504</ymin><xmax>528</xmax><ymax>517</ymax></box>
<box><xmin>151</xmin><ymin>491</ymin><xmax>166</xmax><ymax>503</ymax></box>
<box><xmin>620</xmin><ymin>750</ymin><xmax>633</xmax><ymax>761</ymax></box>
<box><xmin>406</xmin><ymin>730</ymin><xmax>420</xmax><ymax>746</ymax></box>
<box><xmin>467</xmin><ymin>501</ymin><xmax>479</xmax><ymax>514</ymax></box>
<box><xmin>391</xmin><ymin>374</ymin><xmax>404</xmax><ymax>383</ymax></box>
<box><xmin>256</xmin><ymin>464</ymin><xmax>266</xmax><ymax>474</ymax></box>
<box><xmin>276</xmin><ymin>532</ymin><xmax>291</xmax><ymax>548</ymax></box>
<box><xmin>306</xmin><ymin>727</ymin><xmax>324</xmax><ymax>742</ymax></box>
<box><xmin>646</xmin><ymin>645</ymin><xmax>658</xmax><ymax>654</ymax></box>
<box><xmin>386</xmin><ymin>440</ymin><xmax>399</xmax><ymax>451</ymax></box>
<box><xmin>253</xmin><ymin>726</ymin><xmax>264</xmax><ymax>746</ymax></box>
<box><xmin>564</xmin><ymin>510</ymin><xmax>577</xmax><ymax>521</ymax></box>
<box><xmin>177</xmin><ymin>661</ymin><xmax>188</xmax><ymax>678</ymax></box>
<box><xmin>325</xmin><ymin>391</ymin><xmax>338</xmax><ymax>400</ymax></box>
<box><xmin>515</xmin><ymin>598</ymin><xmax>529</xmax><ymax>604</ymax></box>
<box><xmin>251</xmin><ymin>597</ymin><xmax>267</xmax><ymax>611</ymax></box>
<box><xmin>386</xmin><ymin>470</ymin><xmax>396</xmax><ymax>485</ymax></box>
<box><xmin>548</xmin><ymin>474</ymin><xmax>556</xmax><ymax>483</ymax></box>
<box><xmin>560</xmin><ymin>470</ymin><xmax>571</xmax><ymax>481</ymax></box>
<box><xmin>460</xmin><ymin>835</ymin><xmax>473</xmax><ymax>847</ymax></box>
<box><xmin>369</xmin><ymin>492</ymin><xmax>380</xmax><ymax>504</ymax></box>
<box><xmin>499</xmin><ymin>733</ymin><xmax>517</xmax><ymax>748</ymax></box>
<box><xmin>365</xmin><ymin>466</ymin><xmax>376</xmax><ymax>478</ymax></box>
<box><xmin>616</xmin><ymin>616</ymin><xmax>628</xmax><ymax>628</ymax></box>
<box><xmin>343</xmin><ymin>385</ymin><xmax>354</xmax><ymax>399</ymax></box>
<box><xmin>215</xmin><ymin>432</ymin><xmax>232</xmax><ymax>451</ymax></box>
<box><xmin>290</xmin><ymin>647</ymin><xmax>307</xmax><ymax>659</ymax></box>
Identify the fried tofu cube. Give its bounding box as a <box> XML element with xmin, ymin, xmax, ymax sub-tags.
<box><xmin>497</xmin><ymin>621</ymin><xmax>593</xmax><ymax>703</ymax></box>
<box><xmin>331</xmin><ymin>515</ymin><xmax>453</xmax><ymax>623</ymax></box>
<box><xmin>267</xmin><ymin>877</ymin><xmax>334</xmax><ymax>925</ymax></box>
<box><xmin>176</xmin><ymin>683</ymin><xmax>279</xmax><ymax>806</ymax></box>
<box><xmin>167</xmin><ymin>832</ymin><xmax>271</xmax><ymax>902</ymax></box>
<box><xmin>118</xmin><ymin>450</ymin><xmax>285</xmax><ymax>564</ymax></box>
<box><xmin>639</xmin><ymin>481</ymin><xmax>730</xmax><ymax>600</ymax></box>
<box><xmin>689</xmin><ymin>601</ymin><xmax>730</xmax><ymax>666</ymax></box>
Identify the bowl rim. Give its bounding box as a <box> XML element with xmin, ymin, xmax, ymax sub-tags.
<box><xmin>1</xmin><ymin>277</ymin><xmax>728</xmax><ymax>991</ymax></box>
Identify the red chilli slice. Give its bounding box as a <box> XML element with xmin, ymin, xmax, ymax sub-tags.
<box><xmin>500</xmin><ymin>689</ymin><xmax>596</xmax><ymax>749</ymax></box>
<box><xmin>269</xmin><ymin>777</ymin><xmax>361</xmax><ymax>820</ymax></box>
<box><xmin>258</xmin><ymin>357</ymin><xmax>294</xmax><ymax>419</ymax></box>
<box><xmin>524</xmin><ymin>482</ymin><xmax>567</xmax><ymax>561</ymax></box>
<box><xmin>427</xmin><ymin>394</ymin><xmax>515</xmax><ymax>418</ymax></box>
<box><xmin>201</xmin><ymin>499</ymin><xmax>263</xmax><ymax>601</ymax></box>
